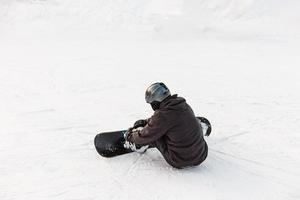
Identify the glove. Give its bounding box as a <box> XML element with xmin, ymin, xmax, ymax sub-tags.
<box><xmin>124</xmin><ymin>126</ymin><xmax>144</xmax><ymax>141</ymax></box>
<box><xmin>133</xmin><ymin>119</ymin><xmax>148</xmax><ymax>129</ymax></box>
<box><xmin>124</xmin><ymin>127</ymin><xmax>133</xmax><ymax>141</ymax></box>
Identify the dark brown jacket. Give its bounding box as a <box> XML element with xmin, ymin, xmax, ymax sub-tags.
<box><xmin>128</xmin><ymin>95</ymin><xmax>208</xmax><ymax>168</ymax></box>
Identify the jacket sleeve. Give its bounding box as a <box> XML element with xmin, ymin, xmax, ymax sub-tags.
<box><xmin>127</xmin><ymin>111</ymin><xmax>169</xmax><ymax>145</ymax></box>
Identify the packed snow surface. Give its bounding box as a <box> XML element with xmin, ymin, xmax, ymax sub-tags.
<box><xmin>1</xmin><ymin>0</ymin><xmax>300</xmax><ymax>199</ymax></box>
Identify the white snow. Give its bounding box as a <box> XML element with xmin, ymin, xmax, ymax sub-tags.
<box><xmin>1</xmin><ymin>0</ymin><xmax>300</xmax><ymax>199</ymax></box>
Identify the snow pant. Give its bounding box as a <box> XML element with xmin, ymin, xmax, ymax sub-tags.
<box><xmin>149</xmin><ymin>136</ymin><xmax>208</xmax><ymax>169</ymax></box>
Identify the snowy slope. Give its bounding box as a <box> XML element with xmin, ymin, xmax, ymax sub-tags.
<box><xmin>1</xmin><ymin>1</ymin><xmax>300</xmax><ymax>200</ymax></box>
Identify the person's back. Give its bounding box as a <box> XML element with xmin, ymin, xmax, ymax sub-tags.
<box><xmin>151</xmin><ymin>95</ymin><xmax>208</xmax><ymax>168</ymax></box>
<box><xmin>126</xmin><ymin>83</ymin><xmax>208</xmax><ymax>168</ymax></box>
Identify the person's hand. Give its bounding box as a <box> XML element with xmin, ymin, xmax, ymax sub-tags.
<box><xmin>124</xmin><ymin>127</ymin><xmax>133</xmax><ymax>141</ymax></box>
<box><xmin>133</xmin><ymin>119</ymin><xmax>147</xmax><ymax>129</ymax></box>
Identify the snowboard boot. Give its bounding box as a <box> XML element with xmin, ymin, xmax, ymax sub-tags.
<box><xmin>197</xmin><ymin>117</ymin><xmax>212</xmax><ymax>136</ymax></box>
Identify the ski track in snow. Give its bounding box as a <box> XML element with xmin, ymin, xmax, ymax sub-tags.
<box><xmin>1</xmin><ymin>0</ymin><xmax>300</xmax><ymax>200</ymax></box>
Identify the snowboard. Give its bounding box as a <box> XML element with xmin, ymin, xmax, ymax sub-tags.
<box><xmin>94</xmin><ymin>117</ymin><xmax>211</xmax><ymax>158</ymax></box>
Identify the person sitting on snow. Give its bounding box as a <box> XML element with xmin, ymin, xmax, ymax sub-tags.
<box><xmin>125</xmin><ymin>82</ymin><xmax>209</xmax><ymax>169</ymax></box>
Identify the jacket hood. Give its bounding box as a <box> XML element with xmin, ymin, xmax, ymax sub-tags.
<box><xmin>160</xmin><ymin>94</ymin><xmax>187</xmax><ymax>111</ymax></box>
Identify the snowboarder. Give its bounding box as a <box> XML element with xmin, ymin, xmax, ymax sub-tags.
<box><xmin>125</xmin><ymin>82</ymin><xmax>208</xmax><ymax>169</ymax></box>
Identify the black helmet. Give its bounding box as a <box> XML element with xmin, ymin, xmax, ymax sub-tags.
<box><xmin>145</xmin><ymin>83</ymin><xmax>171</xmax><ymax>110</ymax></box>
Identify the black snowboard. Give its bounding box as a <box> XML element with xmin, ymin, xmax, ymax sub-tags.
<box><xmin>94</xmin><ymin>117</ymin><xmax>211</xmax><ymax>158</ymax></box>
<box><xmin>94</xmin><ymin>130</ymin><xmax>132</xmax><ymax>157</ymax></box>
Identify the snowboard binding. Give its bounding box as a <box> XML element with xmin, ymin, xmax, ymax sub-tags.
<box><xmin>123</xmin><ymin>127</ymin><xmax>149</xmax><ymax>153</ymax></box>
